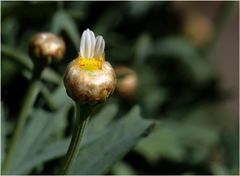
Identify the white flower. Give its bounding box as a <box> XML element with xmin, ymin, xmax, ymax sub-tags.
<box><xmin>79</xmin><ymin>29</ymin><xmax>105</xmax><ymax>59</ymax></box>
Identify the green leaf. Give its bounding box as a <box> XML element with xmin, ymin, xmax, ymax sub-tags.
<box><xmin>2</xmin><ymin>17</ymin><xmax>19</xmax><ymax>46</ymax></box>
<box><xmin>27</xmin><ymin>107</ymin><xmax>69</xmax><ymax>157</ymax></box>
<box><xmin>1</xmin><ymin>44</ymin><xmax>32</xmax><ymax>70</ymax></box>
<box><xmin>141</xmin><ymin>87</ymin><xmax>168</xmax><ymax>117</ymax></box>
<box><xmin>111</xmin><ymin>161</ymin><xmax>136</xmax><ymax>175</ymax></box>
<box><xmin>134</xmin><ymin>33</ymin><xmax>153</xmax><ymax>64</ymax></box>
<box><xmin>8</xmin><ymin>84</ymin><xmax>72</xmax><ymax>174</ymax></box>
<box><xmin>10</xmin><ymin>106</ymin><xmax>70</xmax><ymax>174</ymax></box>
<box><xmin>155</xmin><ymin>37</ymin><xmax>213</xmax><ymax>83</ymax></box>
<box><xmin>15</xmin><ymin>105</ymin><xmax>153</xmax><ymax>175</ymax></box>
<box><xmin>1</xmin><ymin>56</ymin><xmax>21</xmax><ymax>86</ymax></box>
<box><xmin>51</xmin><ymin>10</ymin><xmax>80</xmax><ymax>50</ymax></box>
<box><xmin>14</xmin><ymin>103</ymin><xmax>118</xmax><ymax>174</ymax></box>
<box><xmin>49</xmin><ymin>83</ymin><xmax>73</xmax><ymax>108</ymax></box>
<box><xmin>10</xmin><ymin>109</ymin><xmax>53</xmax><ymax>171</ymax></box>
<box><xmin>135</xmin><ymin>124</ymin><xmax>185</xmax><ymax>163</ymax></box>
<box><xmin>86</xmin><ymin>104</ymin><xmax>118</xmax><ymax>135</ymax></box>
<box><xmin>70</xmin><ymin>106</ymin><xmax>155</xmax><ymax>174</ymax></box>
<box><xmin>1</xmin><ymin>44</ymin><xmax>62</xmax><ymax>84</ymax></box>
<box><xmin>16</xmin><ymin>138</ymin><xmax>70</xmax><ymax>174</ymax></box>
<box><xmin>135</xmin><ymin>119</ymin><xmax>219</xmax><ymax>164</ymax></box>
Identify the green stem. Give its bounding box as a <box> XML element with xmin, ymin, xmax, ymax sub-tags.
<box><xmin>2</xmin><ymin>71</ymin><xmax>42</xmax><ymax>174</ymax></box>
<box><xmin>60</xmin><ymin>103</ymin><xmax>91</xmax><ymax>174</ymax></box>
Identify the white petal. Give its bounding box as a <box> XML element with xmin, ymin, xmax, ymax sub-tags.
<box><xmin>94</xmin><ymin>36</ymin><xmax>105</xmax><ymax>58</ymax></box>
<box><xmin>88</xmin><ymin>30</ymin><xmax>96</xmax><ymax>58</ymax></box>
<box><xmin>80</xmin><ymin>30</ymin><xmax>86</xmax><ymax>58</ymax></box>
<box><xmin>80</xmin><ymin>29</ymin><xmax>96</xmax><ymax>59</ymax></box>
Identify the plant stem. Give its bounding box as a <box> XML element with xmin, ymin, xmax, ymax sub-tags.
<box><xmin>2</xmin><ymin>71</ymin><xmax>42</xmax><ymax>174</ymax></box>
<box><xmin>60</xmin><ymin>103</ymin><xmax>91</xmax><ymax>174</ymax></box>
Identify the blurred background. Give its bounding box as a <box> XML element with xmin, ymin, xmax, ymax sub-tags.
<box><xmin>1</xmin><ymin>1</ymin><xmax>239</xmax><ymax>175</ymax></box>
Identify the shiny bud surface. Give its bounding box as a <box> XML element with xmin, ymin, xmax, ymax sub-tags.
<box><xmin>64</xmin><ymin>29</ymin><xmax>116</xmax><ymax>104</ymax></box>
<box><xmin>115</xmin><ymin>66</ymin><xmax>138</xmax><ymax>98</ymax></box>
<box><xmin>29</xmin><ymin>32</ymin><xmax>66</xmax><ymax>65</ymax></box>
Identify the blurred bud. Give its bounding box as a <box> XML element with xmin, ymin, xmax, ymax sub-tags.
<box><xmin>64</xmin><ymin>29</ymin><xmax>116</xmax><ymax>104</ymax></box>
<box><xmin>183</xmin><ymin>13</ymin><xmax>214</xmax><ymax>46</ymax></box>
<box><xmin>29</xmin><ymin>32</ymin><xmax>66</xmax><ymax>65</ymax></box>
<box><xmin>115</xmin><ymin>66</ymin><xmax>138</xmax><ymax>98</ymax></box>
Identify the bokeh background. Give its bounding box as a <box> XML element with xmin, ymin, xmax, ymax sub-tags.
<box><xmin>1</xmin><ymin>1</ymin><xmax>239</xmax><ymax>175</ymax></box>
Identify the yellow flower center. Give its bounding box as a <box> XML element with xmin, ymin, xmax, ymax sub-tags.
<box><xmin>76</xmin><ymin>56</ymin><xmax>104</xmax><ymax>70</ymax></box>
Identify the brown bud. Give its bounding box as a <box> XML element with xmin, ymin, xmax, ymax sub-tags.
<box><xmin>183</xmin><ymin>13</ymin><xmax>214</xmax><ymax>46</ymax></box>
<box><xmin>29</xmin><ymin>32</ymin><xmax>66</xmax><ymax>65</ymax></box>
<box><xmin>64</xmin><ymin>58</ymin><xmax>116</xmax><ymax>104</ymax></box>
<box><xmin>115</xmin><ymin>66</ymin><xmax>138</xmax><ymax>98</ymax></box>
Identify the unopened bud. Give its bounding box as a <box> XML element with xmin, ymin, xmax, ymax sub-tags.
<box><xmin>115</xmin><ymin>66</ymin><xmax>138</xmax><ymax>98</ymax></box>
<box><xmin>64</xmin><ymin>29</ymin><xmax>116</xmax><ymax>104</ymax></box>
<box><xmin>183</xmin><ymin>13</ymin><xmax>214</xmax><ymax>46</ymax></box>
<box><xmin>29</xmin><ymin>32</ymin><xmax>66</xmax><ymax>65</ymax></box>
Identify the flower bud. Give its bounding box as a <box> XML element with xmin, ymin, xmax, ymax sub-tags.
<box><xmin>115</xmin><ymin>66</ymin><xmax>138</xmax><ymax>98</ymax></box>
<box><xmin>183</xmin><ymin>13</ymin><xmax>214</xmax><ymax>46</ymax></box>
<box><xmin>29</xmin><ymin>32</ymin><xmax>66</xmax><ymax>65</ymax></box>
<box><xmin>64</xmin><ymin>29</ymin><xmax>116</xmax><ymax>104</ymax></box>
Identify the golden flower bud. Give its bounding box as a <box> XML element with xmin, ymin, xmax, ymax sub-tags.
<box><xmin>29</xmin><ymin>32</ymin><xmax>66</xmax><ymax>65</ymax></box>
<box><xmin>115</xmin><ymin>66</ymin><xmax>138</xmax><ymax>98</ymax></box>
<box><xmin>64</xmin><ymin>29</ymin><xmax>116</xmax><ymax>104</ymax></box>
<box><xmin>183</xmin><ymin>13</ymin><xmax>214</xmax><ymax>46</ymax></box>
